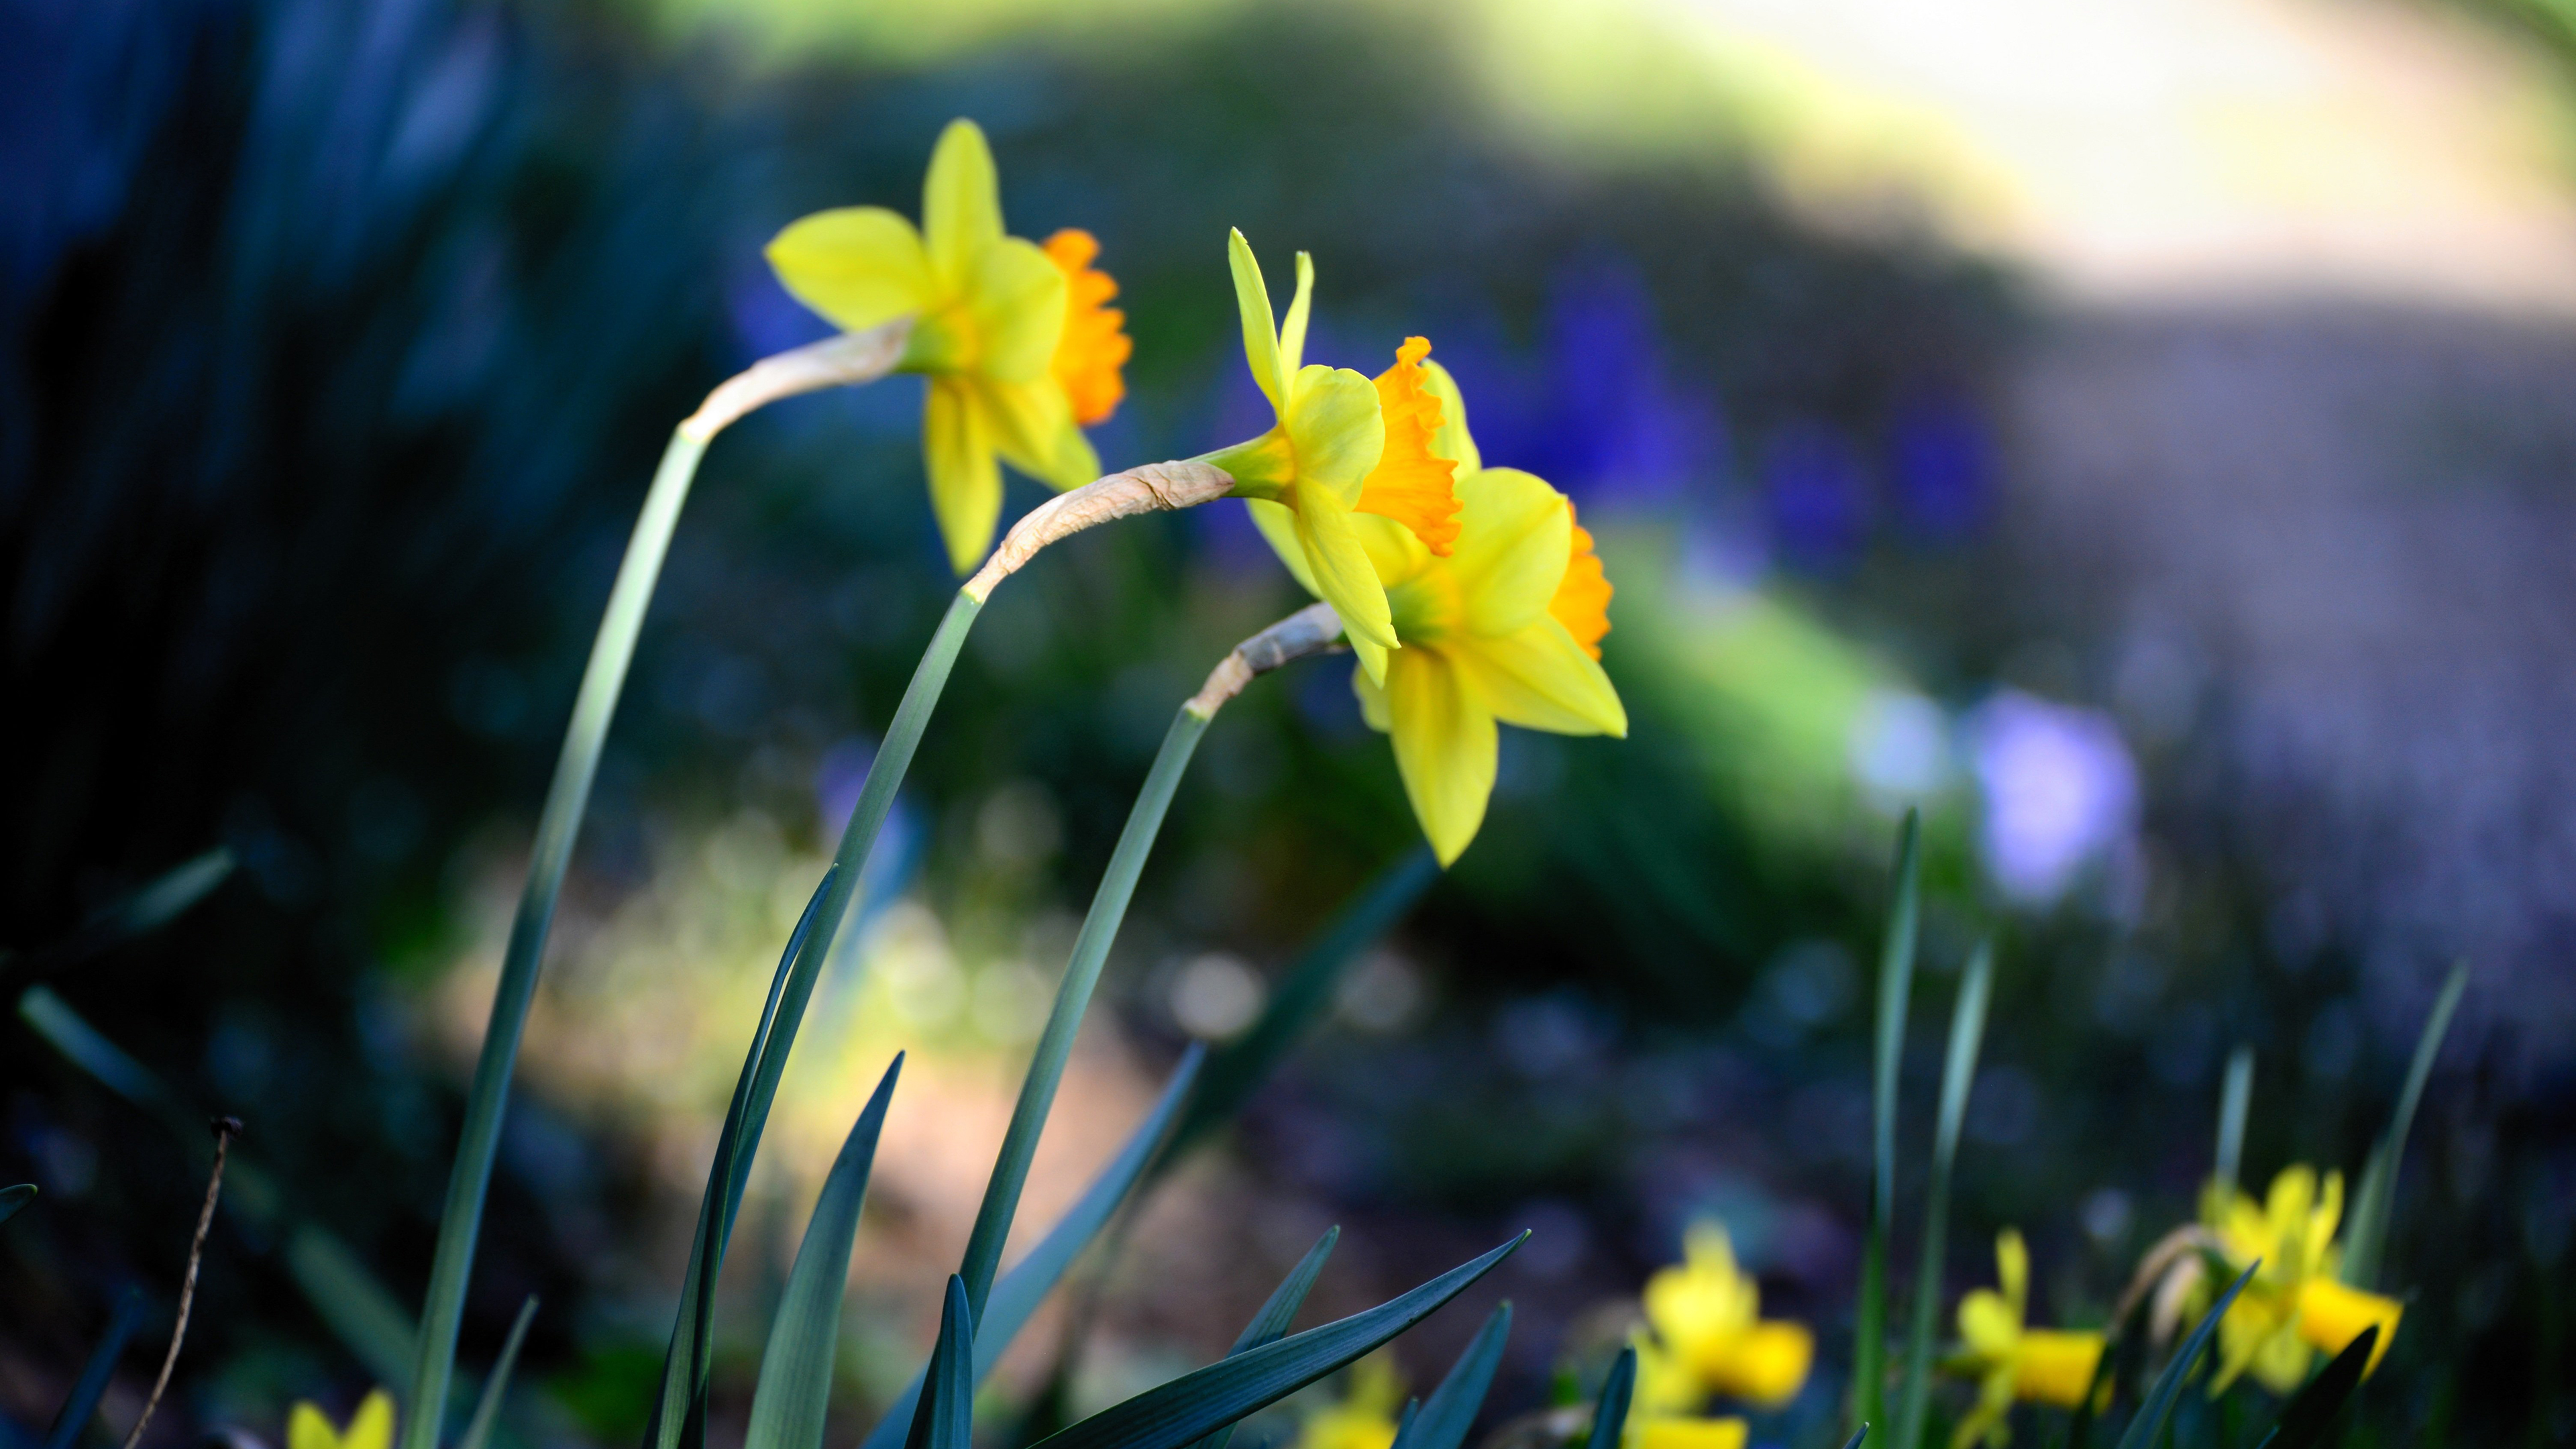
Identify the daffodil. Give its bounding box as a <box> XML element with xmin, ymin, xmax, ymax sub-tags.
<box><xmin>1635</xmin><ymin>1222</ymin><xmax>1813</xmax><ymax>1412</ymax></box>
<box><xmin>1295</xmin><ymin>1355</ymin><xmax>1406</xmax><ymax>1449</ymax></box>
<box><xmin>766</xmin><ymin>119</ymin><xmax>1129</xmax><ymax>572</ymax></box>
<box><xmin>1210</xmin><ymin>231</ymin><xmax>1472</xmax><ymax>684</ymax></box>
<box><xmin>2199</xmin><ymin>1166</ymin><xmax>2403</xmax><ymax>1395</ymax></box>
<box><xmin>1945</xmin><ymin>1230</ymin><xmax>2106</xmax><ymax>1449</ymax></box>
<box><xmin>1315</xmin><ymin>352</ymin><xmax>1625</xmax><ymax>864</ymax></box>
<box><xmin>289</xmin><ymin>1391</ymin><xmax>395</xmax><ymax>1449</ymax></box>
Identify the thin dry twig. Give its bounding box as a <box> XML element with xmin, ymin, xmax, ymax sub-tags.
<box><xmin>122</xmin><ymin>1116</ymin><xmax>240</xmax><ymax>1449</ymax></box>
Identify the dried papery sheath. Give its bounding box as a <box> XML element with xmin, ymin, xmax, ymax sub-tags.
<box><xmin>1187</xmin><ymin>602</ymin><xmax>1346</xmax><ymax>718</ymax></box>
<box><xmin>963</xmin><ymin>460</ymin><xmax>1236</xmax><ymax>601</ymax></box>
<box><xmin>682</xmin><ymin>319</ymin><xmax>914</xmax><ymax>442</ymax></box>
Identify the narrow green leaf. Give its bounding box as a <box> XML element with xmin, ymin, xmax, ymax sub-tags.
<box><xmin>286</xmin><ymin>1226</ymin><xmax>421</xmax><ymax>1391</ymax></box>
<box><xmin>1389</xmin><ymin>1301</ymin><xmax>1511</xmax><ymax>1449</ymax></box>
<box><xmin>906</xmin><ymin>1277</ymin><xmax>977</xmax><ymax>1449</ymax></box>
<box><xmin>2214</xmin><ymin>1046</ymin><xmax>2253</xmax><ymax>1199</ymax></box>
<box><xmin>406</xmin><ymin>426</ymin><xmax>714</xmax><ymax>1449</ymax></box>
<box><xmin>46</xmin><ymin>1287</ymin><xmax>145</xmax><ymax>1449</ymax></box>
<box><xmin>859</xmin><ymin>1049</ymin><xmax>1208</xmax><ymax>1449</ymax></box>
<box><xmin>957</xmin><ymin>706</ymin><xmax>1211</xmax><ymax>1321</ymax></box>
<box><xmin>1026</xmin><ymin>1234</ymin><xmax>1527</xmax><ymax>1449</ymax></box>
<box><xmin>0</xmin><ymin>1184</ymin><xmax>33</xmax><ymax>1227</ymax></box>
<box><xmin>745</xmin><ymin>1057</ymin><xmax>904</xmax><ymax>1449</ymax></box>
<box><xmin>2111</xmin><ymin>1261</ymin><xmax>2256</xmax><ymax>1449</ymax></box>
<box><xmin>1585</xmin><ymin>1346</ymin><xmax>1636</xmax><ymax>1449</ymax></box>
<box><xmin>458</xmin><ymin>1296</ymin><xmax>539</xmax><ymax>1449</ymax></box>
<box><xmin>2343</xmin><ymin>961</ymin><xmax>2467</xmax><ymax>1288</ymax></box>
<box><xmin>1184</xmin><ymin>1226</ymin><xmax>1342</xmax><ymax>1449</ymax></box>
<box><xmin>1841</xmin><ymin>1430</ymin><xmax>1870</xmax><ymax>1449</ymax></box>
<box><xmin>1171</xmin><ymin>849</ymin><xmax>1439</xmax><ymax>1156</ymax></box>
<box><xmin>645</xmin><ymin>867</ymin><xmax>840</xmax><ymax>1449</ymax></box>
<box><xmin>1856</xmin><ymin>809</ymin><xmax>1921</xmax><ymax>1439</ymax></box>
<box><xmin>2251</xmin><ymin>1324</ymin><xmax>2376</xmax><ymax>1449</ymax></box>
<box><xmin>19</xmin><ymin>987</ymin><xmax>193</xmax><ymax>1126</ymax></box>
<box><xmin>1</xmin><ymin>849</ymin><xmax>233</xmax><ymax>991</ymax></box>
<box><xmin>1894</xmin><ymin>940</ymin><xmax>1994</xmax><ymax>1449</ymax></box>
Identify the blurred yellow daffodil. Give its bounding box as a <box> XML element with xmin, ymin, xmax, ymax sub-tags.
<box><xmin>288</xmin><ymin>1391</ymin><xmax>394</xmax><ymax>1449</ymax></box>
<box><xmin>1634</xmin><ymin>1222</ymin><xmax>1813</xmax><ymax>1412</ymax></box>
<box><xmin>766</xmin><ymin>119</ymin><xmax>1126</xmax><ymax>572</ymax></box>
<box><xmin>1625</xmin><ymin>1407</ymin><xmax>1749</xmax><ymax>1449</ymax></box>
<box><xmin>2200</xmin><ymin>1166</ymin><xmax>2402</xmax><ymax>1395</ymax></box>
<box><xmin>1293</xmin><ymin>1355</ymin><xmax>1406</xmax><ymax>1449</ymax></box>
<box><xmin>1209</xmin><ymin>231</ymin><xmax>1456</xmax><ymax>683</ymax></box>
<box><xmin>1945</xmin><ymin>1229</ymin><xmax>2106</xmax><ymax>1449</ymax></box>
<box><xmin>1336</xmin><ymin>356</ymin><xmax>1625</xmax><ymax>864</ymax></box>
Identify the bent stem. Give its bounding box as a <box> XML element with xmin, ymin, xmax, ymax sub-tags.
<box><xmin>403</xmin><ymin>326</ymin><xmax>903</xmax><ymax>1449</ymax></box>
<box><xmin>953</xmin><ymin>604</ymin><xmax>1347</xmax><ymax>1321</ymax></box>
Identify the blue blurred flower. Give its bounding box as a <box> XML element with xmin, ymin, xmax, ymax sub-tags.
<box><xmin>1968</xmin><ymin>691</ymin><xmax>2138</xmax><ymax>906</ymax></box>
<box><xmin>1762</xmin><ymin>422</ymin><xmax>1868</xmax><ymax>574</ymax></box>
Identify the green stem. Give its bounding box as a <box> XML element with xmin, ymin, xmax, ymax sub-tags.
<box><xmin>1892</xmin><ymin>942</ymin><xmax>1992</xmax><ymax>1449</ymax></box>
<box><xmin>954</xmin><ymin>704</ymin><xmax>1210</xmax><ymax>1321</ymax></box>
<box><xmin>404</xmin><ymin>425</ymin><xmax>706</xmax><ymax>1449</ymax></box>
<box><xmin>1856</xmin><ymin>810</ymin><xmax>1921</xmax><ymax>1440</ymax></box>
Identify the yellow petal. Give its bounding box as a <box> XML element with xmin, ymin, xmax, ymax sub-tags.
<box><xmin>1451</xmin><ymin>468</ymin><xmax>1572</xmax><ymax>637</ymax></box>
<box><xmin>1350</xmin><ymin>634</ymin><xmax>1389</xmax><ymax>686</ymax></box>
<box><xmin>1228</xmin><ymin>229</ymin><xmax>1285</xmax><ymax>411</ymax></box>
<box><xmin>1420</xmin><ymin>359</ymin><xmax>1482</xmax><ymax>474</ymax></box>
<box><xmin>1383</xmin><ymin>647</ymin><xmax>1496</xmax><ymax>865</ymax></box>
<box><xmin>2296</xmin><ymin>1278</ymin><xmax>2400</xmax><ymax>1377</ymax></box>
<box><xmin>1996</xmin><ymin>1229</ymin><xmax>2031</xmax><ymax>1318</ymax></box>
<box><xmin>924</xmin><ymin>378</ymin><xmax>1002</xmax><ymax>574</ymax></box>
<box><xmin>1629</xmin><ymin>1419</ymin><xmax>1748</xmax><ymax>1449</ymax></box>
<box><xmin>1280</xmin><ymin>251</ymin><xmax>1314</xmax><ymax>378</ymax></box>
<box><xmin>1295</xmin><ymin>490</ymin><xmax>1399</xmax><ymax>657</ymax></box>
<box><xmin>1957</xmin><ymin>1291</ymin><xmax>2021</xmax><ymax>1356</ymax></box>
<box><xmin>968</xmin><ymin>236</ymin><xmax>1069</xmax><ymax>383</ymax></box>
<box><xmin>1248</xmin><ymin>497</ymin><xmax>1322</xmax><ymax>596</ymax></box>
<box><xmin>1705</xmin><ymin>1320</ymin><xmax>1812</xmax><ymax>1408</ymax></box>
<box><xmin>979</xmin><ymin>376</ymin><xmax>1090</xmax><ymax>490</ymax></box>
<box><xmin>1352</xmin><ymin>662</ymin><xmax>1392</xmax><ymax>732</ymax></box>
<box><xmin>922</xmin><ymin>119</ymin><xmax>1002</xmax><ymax>290</ymax></box>
<box><xmin>2015</xmin><ymin>1331</ymin><xmax>2104</xmax><ymax>1407</ymax></box>
<box><xmin>765</xmin><ymin>207</ymin><xmax>936</xmax><ymax>334</ymax></box>
<box><xmin>343</xmin><ymin>1393</ymin><xmax>396</xmax><ymax>1449</ymax></box>
<box><xmin>1456</xmin><ymin>619</ymin><xmax>1626</xmax><ymax>738</ymax></box>
<box><xmin>1352</xmin><ymin>511</ymin><xmax>1435</xmax><ymax>596</ymax></box>
<box><xmin>288</xmin><ymin>1403</ymin><xmax>340</xmax><ymax>1449</ymax></box>
<box><xmin>1285</xmin><ymin>365</ymin><xmax>1387</xmax><ymax>508</ymax></box>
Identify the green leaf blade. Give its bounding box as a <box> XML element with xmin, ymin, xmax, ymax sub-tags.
<box><xmin>1585</xmin><ymin>1346</ymin><xmax>1636</xmax><ymax>1449</ymax></box>
<box><xmin>1856</xmin><ymin>810</ymin><xmax>1922</xmax><ymax>1440</ymax></box>
<box><xmin>1026</xmin><ymin>1234</ymin><xmax>1525</xmax><ymax>1449</ymax></box>
<box><xmin>2112</xmin><ymin>1261</ymin><xmax>2257</xmax><ymax>1449</ymax></box>
<box><xmin>1185</xmin><ymin>1226</ymin><xmax>1342</xmax><ymax>1449</ymax></box>
<box><xmin>1893</xmin><ymin>939</ymin><xmax>1994</xmax><ymax>1449</ymax></box>
<box><xmin>1387</xmin><ymin>1299</ymin><xmax>1507</xmax><ymax>1449</ymax></box>
<box><xmin>745</xmin><ymin>1056</ymin><xmax>904</xmax><ymax>1449</ymax></box>
<box><xmin>2343</xmin><ymin>961</ymin><xmax>2466</xmax><ymax>1288</ymax></box>
<box><xmin>458</xmin><ymin>1296</ymin><xmax>540</xmax><ymax>1449</ymax></box>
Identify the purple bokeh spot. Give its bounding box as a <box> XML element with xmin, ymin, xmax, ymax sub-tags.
<box><xmin>1763</xmin><ymin>422</ymin><xmax>1868</xmax><ymax>572</ymax></box>
<box><xmin>1889</xmin><ymin>392</ymin><xmax>1990</xmax><ymax>539</ymax></box>
<box><xmin>1968</xmin><ymin>691</ymin><xmax>2139</xmax><ymax>906</ymax></box>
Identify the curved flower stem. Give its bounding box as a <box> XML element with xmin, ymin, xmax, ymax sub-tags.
<box><xmin>402</xmin><ymin>325</ymin><xmax>904</xmax><ymax>1449</ymax></box>
<box><xmin>951</xmin><ymin>603</ymin><xmax>1347</xmax><ymax>1321</ymax></box>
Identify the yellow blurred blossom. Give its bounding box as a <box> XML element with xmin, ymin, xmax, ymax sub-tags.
<box><xmin>767</xmin><ymin>119</ymin><xmax>1123</xmax><ymax>572</ymax></box>
<box><xmin>1945</xmin><ymin>1229</ymin><xmax>2106</xmax><ymax>1449</ymax></box>
<box><xmin>2200</xmin><ymin>1166</ymin><xmax>2403</xmax><ymax>1395</ymax></box>
<box><xmin>1295</xmin><ymin>1356</ymin><xmax>1407</xmax><ymax>1449</ymax></box>
<box><xmin>288</xmin><ymin>1391</ymin><xmax>394</xmax><ymax>1449</ymax></box>
<box><xmin>1635</xmin><ymin>1222</ymin><xmax>1812</xmax><ymax>1411</ymax></box>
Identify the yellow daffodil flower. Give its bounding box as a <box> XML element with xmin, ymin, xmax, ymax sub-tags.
<box><xmin>1294</xmin><ymin>1355</ymin><xmax>1406</xmax><ymax>1449</ymax></box>
<box><xmin>2200</xmin><ymin>1166</ymin><xmax>2403</xmax><ymax>1395</ymax></box>
<box><xmin>1208</xmin><ymin>231</ymin><xmax>1456</xmax><ymax>684</ymax></box>
<box><xmin>1945</xmin><ymin>1230</ymin><xmax>2106</xmax><ymax>1449</ymax></box>
<box><xmin>288</xmin><ymin>1391</ymin><xmax>395</xmax><ymax>1449</ymax></box>
<box><xmin>1625</xmin><ymin>1410</ymin><xmax>1750</xmax><ymax>1449</ymax></box>
<box><xmin>766</xmin><ymin>119</ymin><xmax>1128</xmax><ymax>572</ymax></box>
<box><xmin>1636</xmin><ymin>1222</ymin><xmax>1813</xmax><ymax>1411</ymax></box>
<box><xmin>1329</xmin><ymin>354</ymin><xmax>1625</xmax><ymax>865</ymax></box>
